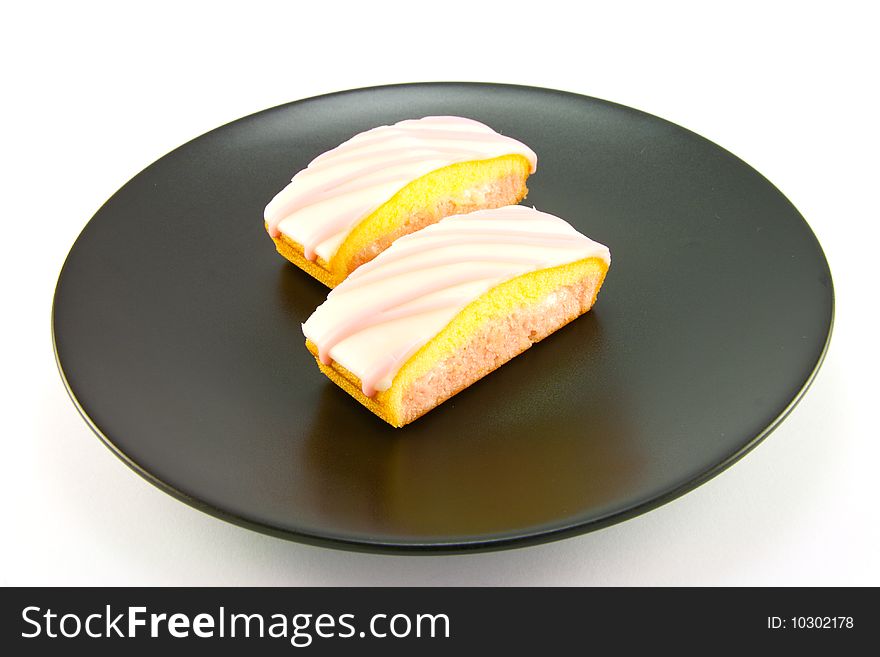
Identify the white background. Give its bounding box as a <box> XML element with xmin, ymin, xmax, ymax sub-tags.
<box><xmin>3</xmin><ymin>1</ymin><xmax>877</xmax><ymax>585</ymax></box>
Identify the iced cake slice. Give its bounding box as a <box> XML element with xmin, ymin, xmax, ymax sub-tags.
<box><xmin>302</xmin><ymin>205</ymin><xmax>611</xmax><ymax>427</ymax></box>
<box><xmin>264</xmin><ymin>116</ymin><xmax>536</xmax><ymax>287</ymax></box>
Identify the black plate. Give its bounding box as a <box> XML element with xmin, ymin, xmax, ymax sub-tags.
<box><xmin>53</xmin><ymin>83</ymin><xmax>833</xmax><ymax>553</ymax></box>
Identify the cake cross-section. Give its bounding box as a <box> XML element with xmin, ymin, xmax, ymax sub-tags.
<box><xmin>302</xmin><ymin>205</ymin><xmax>611</xmax><ymax>427</ymax></box>
<box><xmin>264</xmin><ymin>116</ymin><xmax>537</xmax><ymax>287</ymax></box>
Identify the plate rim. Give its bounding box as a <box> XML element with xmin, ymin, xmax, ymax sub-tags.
<box><xmin>51</xmin><ymin>81</ymin><xmax>836</xmax><ymax>554</ymax></box>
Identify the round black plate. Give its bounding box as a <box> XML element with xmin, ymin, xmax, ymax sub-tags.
<box><xmin>53</xmin><ymin>83</ymin><xmax>833</xmax><ymax>553</ymax></box>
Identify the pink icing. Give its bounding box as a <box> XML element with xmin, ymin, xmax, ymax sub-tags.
<box><xmin>299</xmin><ymin>200</ymin><xmax>376</xmax><ymax>261</ymax></box>
<box><xmin>316</xmin><ymin>266</ymin><xmax>511</xmax><ymax>366</ymax></box>
<box><xmin>337</xmin><ymin>253</ymin><xmax>546</xmax><ymax>292</ymax></box>
<box><xmin>359</xmin><ymin>339</ymin><xmax>425</xmax><ymax>398</ymax></box>
<box><xmin>264</xmin><ymin>116</ymin><xmax>538</xmax><ymax>253</ymax></box>
<box><xmin>344</xmin><ymin>231</ymin><xmax>588</xmax><ymax>280</ymax></box>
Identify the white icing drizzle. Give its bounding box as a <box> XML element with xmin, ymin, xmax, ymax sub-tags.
<box><xmin>302</xmin><ymin>205</ymin><xmax>611</xmax><ymax>396</ymax></box>
<box><xmin>264</xmin><ymin>116</ymin><xmax>538</xmax><ymax>262</ymax></box>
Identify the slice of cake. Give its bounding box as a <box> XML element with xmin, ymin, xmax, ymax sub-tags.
<box><xmin>264</xmin><ymin>116</ymin><xmax>537</xmax><ymax>287</ymax></box>
<box><xmin>302</xmin><ymin>205</ymin><xmax>611</xmax><ymax>427</ymax></box>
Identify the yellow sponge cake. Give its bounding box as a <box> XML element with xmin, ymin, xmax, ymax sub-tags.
<box><xmin>264</xmin><ymin>116</ymin><xmax>536</xmax><ymax>287</ymax></box>
<box><xmin>302</xmin><ymin>205</ymin><xmax>611</xmax><ymax>427</ymax></box>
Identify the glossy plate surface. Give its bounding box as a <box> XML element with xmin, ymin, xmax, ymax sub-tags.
<box><xmin>53</xmin><ymin>83</ymin><xmax>833</xmax><ymax>552</ymax></box>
